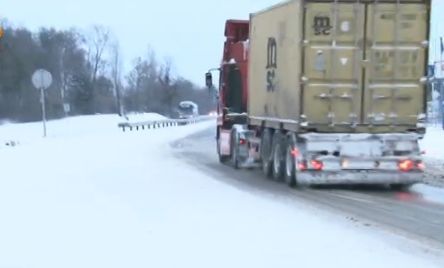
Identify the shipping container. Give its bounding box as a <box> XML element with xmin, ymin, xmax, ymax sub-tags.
<box><xmin>248</xmin><ymin>0</ymin><xmax>430</xmax><ymax>133</ymax></box>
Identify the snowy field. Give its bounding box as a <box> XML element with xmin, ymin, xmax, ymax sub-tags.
<box><xmin>0</xmin><ymin>115</ymin><xmax>443</xmax><ymax>268</ymax></box>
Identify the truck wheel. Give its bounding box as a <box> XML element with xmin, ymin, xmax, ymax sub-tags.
<box><xmin>219</xmin><ymin>154</ymin><xmax>230</xmax><ymax>164</ymax></box>
<box><xmin>260</xmin><ymin>129</ymin><xmax>273</xmax><ymax>178</ymax></box>
<box><xmin>285</xmin><ymin>139</ymin><xmax>296</xmax><ymax>187</ymax></box>
<box><xmin>272</xmin><ymin>132</ymin><xmax>285</xmax><ymax>181</ymax></box>
<box><xmin>231</xmin><ymin>130</ymin><xmax>239</xmax><ymax>169</ymax></box>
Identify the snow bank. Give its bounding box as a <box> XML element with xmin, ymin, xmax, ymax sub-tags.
<box><xmin>419</xmin><ymin>126</ymin><xmax>444</xmax><ymax>187</ymax></box>
<box><xmin>0</xmin><ymin>113</ymin><xmax>168</xmax><ymax>148</ymax></box>
<box><xmin>421</xmin><ymin>126</ymin><xmax>444</xmax><ymax>160</ymax></box>
<box><xmin>123</xmin><ymin>112</ymin><xmax>168</xmax><ymax>122</ymax></box>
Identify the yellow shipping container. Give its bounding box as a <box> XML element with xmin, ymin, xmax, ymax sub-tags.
<box><xmin>248</xmin><ymin>0</ymin><xmax>431</xmax><ymax>133</ymax></box>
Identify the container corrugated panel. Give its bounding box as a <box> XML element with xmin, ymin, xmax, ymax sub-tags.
<box><xmin>248</xmin><ymin>0</ymin><xmax>430</xmax><ymax>133</ymax></box>
<box><xmin>248</xmin><ymin>0</ymin><xmax>303</xmax><ymax>124</ymax></box>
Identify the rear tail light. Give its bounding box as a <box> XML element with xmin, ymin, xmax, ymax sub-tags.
<box><xmin>398</xmin><ymin>159</ymin><xmax>414</xmax><ymax>172</ymax></box>
<box><xmin>291</xmin><ymin>148</ymin><xmax>300</xmax><ymax>157</ymax></box>
<box><xmin>239</xmin><ymin>138</ymin><xmax>247</xmax><ymax>145</ymax></box>
<box><xmin>311</xmin><ymin>160</ymin><xmax>324</xmax><ymax>171</ymax></box>
<box><xmin>298</xmin><ymin>161</ymin><xmax>307</xmax><ymax>171</ymax></box>
<box><xmin>417</xmin><ymin>161</ymin><xmax>425</xmax><ymax>171</ymax></box>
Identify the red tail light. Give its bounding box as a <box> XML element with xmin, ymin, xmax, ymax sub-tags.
<box><xmin>298</xmin><ymin>161</ymin><xmax>307</xmax><ymax>171</ymax></box>
<box><xmin>239</xmin><ymin>138</ymin><xmax>246</xmax><ymax>145</ymax></box>
<box><xmin>311</xmin><ymin>160</ymin><xmax>324</xmax><ymax>171</ymax></box>
<box><xmin>291</xmin><ymin>148</ymin><xmax>300</xmax><ymax>157</ymax></box>
<box><xmin>417</xmin><ymin>162</ymin><xmax>425</xmax><ymax>171</ymax></box>
<box><xmin>398</xmin><ymin>159</ymin><xmax>414</xmax><ymax>172</ymax></box>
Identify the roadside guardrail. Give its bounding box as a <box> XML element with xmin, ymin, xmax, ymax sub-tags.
<box><xmin>118</xmin><ymin>116</ymin><xmax>214</xmax><ymax>132</ymax></box>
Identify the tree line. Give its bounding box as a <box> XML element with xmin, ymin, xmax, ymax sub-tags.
<box><xmin>0</xmin><ymin>22</ymin><xmax>215</xmax><ymax>122</ymax></box>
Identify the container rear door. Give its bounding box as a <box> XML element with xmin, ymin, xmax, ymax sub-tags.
<box><xmin>303</xmin><ymin>2</ymin><xmax>365</xmax><ymax>126</ymax></box>
<box><xmin>302</xmin><ymin>0</ymin><xmax>429</xmax><ymax>130</ymax></box>
<box><xmin>364</xmin><ymin>2</ymin><xmax>428</xmax><ymax>126</ymax></box>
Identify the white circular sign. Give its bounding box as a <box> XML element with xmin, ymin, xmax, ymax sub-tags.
<box><xmin>32</xmin><ymin>69</ymin><xmax>53</xmax><ymax>90</ymax></box>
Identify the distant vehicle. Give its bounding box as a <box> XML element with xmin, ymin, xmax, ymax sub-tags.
<box><xmin>178</xmin><ymin>101</ymin><xmax>199</xmax><ymax>119</ymax></box>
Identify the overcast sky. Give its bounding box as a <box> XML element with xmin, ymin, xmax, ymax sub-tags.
<box><xmin>1</xmin><ymin>0</ymin><xmax>443</xmax><ymax>85</ymax></box>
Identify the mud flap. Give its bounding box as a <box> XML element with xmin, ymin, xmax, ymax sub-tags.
<box><xmin>219</xmin><ymin>130</ymin><xmax>231</xmax><ymax>156</ymax></box>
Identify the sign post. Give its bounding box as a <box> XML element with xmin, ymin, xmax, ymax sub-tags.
<box><xmin>441</xmin><ymin>80</ymin><xmax>444</xmax><ymax>130</ymax></box>
<box><xmin>32</xmin><ymin>69</ymin><xmax>53</xmax><ymax>137</ymax></box>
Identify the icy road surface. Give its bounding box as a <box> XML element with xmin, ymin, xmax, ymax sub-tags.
<box><xmin>0</xmin><ymin>115</ymin><xmax>443</xmax><ymax>268</ymax></box>
<box><xmin>173</xmin><ymin>128</ymin><xmax>444</xmax><ymax>244</ymax></box>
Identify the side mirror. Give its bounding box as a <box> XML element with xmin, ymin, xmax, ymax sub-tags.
<box><xmin>205</xmin><ymin>72</ymin><xmax>213</xmax><ymax>89</ymax></box>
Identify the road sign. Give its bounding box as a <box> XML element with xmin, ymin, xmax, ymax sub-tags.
<box><xmin>31</xmin><ymin>69</ymin><xmax>53</xmax><ymax>137</ymax></box>
<box><xmin>32</xmin><ymin>69</ymin><xmax>53</xmax><ymax>90</ymax></box>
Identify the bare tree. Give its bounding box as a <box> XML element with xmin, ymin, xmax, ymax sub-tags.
<box><xmin>110</xmin><ymin>40</ymin><xmax>123</xmax><ymax>116</ymax></box>
<box><xmin>124</xmin><ymin>47</ymin><xmax>161</xmax><ymax>112</ymax></box>
<box><xmin>89</xmin><ymin>25</ymin><xmax>110</xmax><ymax>85</ymax></box>
<box><xmin>159</xmin><ymin>58</ymin><xmax>178</xmax><ymax>116</ymax></box>
<box><xmin>57</xmin><ymin>29</ymin><xmax>89</xmax><ymax>116</ymax></box>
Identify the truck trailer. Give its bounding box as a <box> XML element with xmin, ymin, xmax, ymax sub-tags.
<box><xmin>205</xmin><ymin>0</ymin><xmax>431</xmax><ymax>189</ymax></box>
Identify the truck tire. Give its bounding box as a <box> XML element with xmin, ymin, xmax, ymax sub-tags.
<box><xmin>231</xmin><ymin>130</ymin><xmax>239</xmax><ymax>169</ymax></box>
<box><xmin>218</xmin><ymin>153</ymin><xmax>230</xmax><ymax>164</ymax></box>
<box><xmin>285</xmin><ymin>138</ymin><xmax>296</xmax><ymax>187</ymax></box>
<box><xmin>260</xmin><ymin>129</ymin><xmax>273</xmax><ymax>178</ymax></box>
<box><xmin>272</xmin><ymin>131</ymin><xmax>285</xmax><ymax>181</ymax></box>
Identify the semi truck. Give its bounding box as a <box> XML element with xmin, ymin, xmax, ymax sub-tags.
<box><xmin>205</xmin><ymin>0</ymin><xmax>430</xmax><ymax>189</ymax></box>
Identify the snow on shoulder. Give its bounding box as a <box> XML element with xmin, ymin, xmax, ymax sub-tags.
<box><xmin>419</xmin><ymin>126</ymin><xmax>444</xmax><ymax>187</ymax></box>
<box><xmin>123</xmin><ymin>112</ymin><xmax>168</xmax><ymax>122</ymax></box>
<box><xmin>0</xmin><ymin>113</ymin><xmax>212</xmax><ymax>149</ymax></box>
<box><xmin>420</xmin><ymin>126</ymin><xmax>444</xmax><ymax>161</ymax></box>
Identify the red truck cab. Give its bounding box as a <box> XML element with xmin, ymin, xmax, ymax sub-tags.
<box><xmin>206</xmin><ymin>20</ymin><xmax>249</xmax><ymax>126</ymax></box>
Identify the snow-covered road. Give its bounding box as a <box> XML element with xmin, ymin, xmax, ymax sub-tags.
<box><xmin>0</xmin><ymin>115</ymin><xmax>443</xmax><ymax>268</ymax></box>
